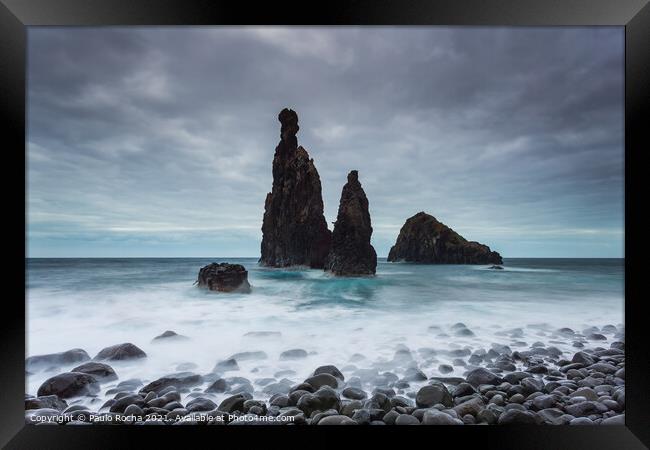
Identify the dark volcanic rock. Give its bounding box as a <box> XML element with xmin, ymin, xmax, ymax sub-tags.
<box><xmin>313</xmin><ymin>365</ymin><xmax>345</xmax><ymax>381</ymax></box>
<box><xmin>71</xmin><ymin>362</ymin><xmax>118</xmax><ymax>382</ymax></box>
<box><xmin>25</xmin><ymin>395</ymin><xmax>68</xmax><ymax>411</ymax></box>
<box><xmin>37</xmin><ymin>372</ymin><xmax>100</xmax><ymax>398</ymax></box>
<box><xmin>140</xmin><ymin>372</ymin><xmax>203</xmax><ymax>394</ymax></box>
<box><xmin>324</xmin><ymin>170</ymin><xmax>377</xmax><ymax>276</ymax></box>
<box><xmin>197</xmin><ymin>263</ymin><xmax>251</xmax><ymax>293</ymax></box>
<box><xmin>26</xmin><ymin>349</ymin><xmax>90</xmax><ymax>371</ymax></box>
<box><xmin>387</xmin><ymin>212</ymin><xmax>502</xmax><ymax>264</ymax></box>
<box><xmin>260</xmin><ymin>109</ymin><xmax>332</xmax><ymax>268</ymax></box>
<box><xmin>152</xmin><ymin>330</ymin><xmax>189</xmax><ymax>341</ymax></box>
<box><xmin>94</xmin><ymin>343</ymin><xmax>146</xmax><ymax>361</ymax></box>
<box><xmin>466</xmin><ymin>368</ymin><xmax>501</xmax><ymax>387</ymax></box>
<box><xmin>415</xmin><ymin>383</ymin><xmax>453</xmax><ymax>408</ymax></box>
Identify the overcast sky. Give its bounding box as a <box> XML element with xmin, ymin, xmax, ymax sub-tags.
<box><xmin>27</xmin><ymin>27</ymin><xmax>624</xmax><ymax>258</ymax></box>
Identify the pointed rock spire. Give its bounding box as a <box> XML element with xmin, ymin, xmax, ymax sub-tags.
<box><xmin>260</xmin><ymin>109</ymin><xmax>332</xmax><ymax>268</ymax></box>
<box><xmin>325</xmin><ymin>170</ymin><xmax>377</xmax><ymax>276</ymax></box>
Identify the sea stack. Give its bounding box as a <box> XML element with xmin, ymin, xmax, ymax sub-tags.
<box><xmin>197</xmin><ymin>263</ymin><xmax>251</xmax><ymax>293</ymax></box>
<box><xmin>260</xmin><ymin>109</ymin><xmax>332</xmax><ymax>268</ymax></box>
<box><xmin>325</xmin><ymin>170</ymin><xmax>377</xmax><ymax>276</ymax></box>
<box><xmin>387</xmin><ymin>212</ymin><xmax>503</xmax><ymax>264</ymax></box>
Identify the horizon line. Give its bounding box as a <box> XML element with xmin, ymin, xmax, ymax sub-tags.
<box><xmin>25</xmin><ymin>256</ymin><xmax>625</xmax><ymax>259</ymax></box>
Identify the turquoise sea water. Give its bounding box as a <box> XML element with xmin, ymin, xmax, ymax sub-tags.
<box><xmin>26</xmin><ymin>257</ymin><xmax>624</xmax><ymax>405</ymax></box>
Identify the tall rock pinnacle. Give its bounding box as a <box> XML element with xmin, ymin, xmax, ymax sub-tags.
<box><xmin>260</xmin><ymin>109</ymin><xmax>332</xmax><ymax>268</ymax></box>
<box><xmin>325</xmin><ymin>170</ymin><xmax>377</xmax><ymax>276</ymax></box>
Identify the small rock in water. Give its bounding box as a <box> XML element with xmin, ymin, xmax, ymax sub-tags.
<box><xmin>601</xmin><ymin>325</ymin><xmax>617</xmax><ymax>334</ymax></box>
<box><xmin>280</xmin><ymin>349</ymin><xmax>308</xmax><ymax>360</ymax></box>
<box><xmin>26</xmin><ymin>349</ymin><xmax>90</xmax><ymax>372</ymax></box>
<box><xmin>152</xmin><ymin>330</ymin><xmax>189</xmax><ymax>341</ymax></box>
<box><xmin>438</xmin><ymin>364</ymin><xmax>453</xmax><ymax>374</ymax></box>
<box><xmin>274</xmin><ymin>370</ymin><xmax>296</xmax><ymax>378</ymax></box>
<box><xmin>227</xmin><ymin>351</ymin><xmax>268</xmax><ymax>361</ymax></box>
<box><xmin>94</xmin><ymin>343</ymin><xmax>146</xmax><ymax>361</ymax></box>
<box><xmin>140</xmin><ymin>372</ymin><xmax>203</xmax><ymax>394</ymax></box>
<box><xmin>213</xmin><ymin>358</ymin><xmax>239</xmax><ymax>372</ymax></box>
<box><xmin>197</xmin><ymin>262</ymin><xmax>251</xmax><ymax>293</ymax></box>
<box><xmin>404</xmin><ymin>367</ymin><xmax>428</xmax><ymax>381</ymax></box>
<box><xmin>313</xmin><ymin>365</ymin><xmax>345</xmax><ymax>381</ymax></box>
<box><xmin>243</xmin><ymin>331</ymin><xmax>281</xmax><ymax>338</ymax></box>
<box><xmin>205</xmin><ymin>378</ymin><xmax>227</xmax><ymax>393</ymax></box>
<box><xmin>304</xmin><ymin>373</ymin><xmax>339</xmax><ymax>390</ymax></box>
<box><xmin>71</xmin><ymin>362</ymin><xmax>118</xmax><ymax>382</ymax></box>
<box><xmin>588</xmin><ymin>333</ymin><xmax>607</xmax><ymax>341</ymax></box>
<box><xmin>175</xmin><ymin>362</ymin><xmax>198</xmax><ymax>371</ymax></box>
<box><xmin>454</xmin><ymin>327</ymin><xmax>475</xmax><ymax>337</ymax></box>
<box><xmin>37</xmin><ymin>372</ymin><xmax>100</xmax><ymax>399</ymax></box>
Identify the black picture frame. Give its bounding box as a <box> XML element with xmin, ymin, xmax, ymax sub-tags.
<box><xmin>2</xmin><ymin>0</ymin><xmax>648</xmax><ymax>448</ymax></box>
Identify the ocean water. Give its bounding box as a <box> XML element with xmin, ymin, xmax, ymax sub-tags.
<box><xmin>26</xmin><ymin>257</ymin><xmax>624</xmax><ymax>407</ymax></box>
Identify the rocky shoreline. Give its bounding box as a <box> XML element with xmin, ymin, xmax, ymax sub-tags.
<box><xmin>25</xmin><ymin>324</ymin><xmax>625</xmax><ymax>426</ymax></box>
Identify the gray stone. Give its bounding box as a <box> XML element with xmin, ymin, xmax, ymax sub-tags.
<box><xmin>152</xmin><ymin>330</ymin><xmax>189</xmax><ymax>341</ymax></box>
<box><xmin>110</xmin><ymin>394</ymin><xmax>145</xmax><ymax>413</ymax></box>
<box><xmin>453</xmin><ymin>396</ymin><xmax>485</xmax><ymax>417</ymax></box>
<box><xmin>422</xmin><ymin>409</ymin><xmax>463</xmax><ymax>425</ymax></box>
<box><xmin>342</xmin><ymin>387</ymin><xmax>367</xmax><ymax>400</ymax></box>
<box><xmin>572</xmin><ymin>351</ymin><xmax>595</xmax><ymax>366</ymax></box>
<box><xmin>205</xmin><ymin>378</ymin><xmax>227</xmax><ymax>393</ymax></box>
<box><xmin>416</xmin><ymin>384</ymin><xmax>452</xmax><ymax>408</ymax></box>
<box><xmin>305</xmin><ymin>373</ymin><xmax>338</xmax><ymax>389</ymax></box>
<box><xmin>70</xmin><ymin>362</ymin><xmax>118</xmax><ymax>382</ymax></box>
<box><xmin>313</xmin><ymin>365</ymin><xmax>344</xmax><ymax>381</ymax></box>
<box><xmin>186</xmin><ymin>397</ymin><xmax>217</xmax><ymax>412</ymax></box>
<box><xmin>570</xmin><ymin>387</ymin><xmax>599</xmax><ymax>401</ymax></box>
<box><xmin>141</xmin><ymin>372</ymin><xmax>203</xmax><ymax>394</ymax></box>
<box><xmin>466</xmin><ymin>368</ymin><xmax>500</xmax><ymax>387</ymax></box>
<box><xmin>37</xmin><ymin>372</ymin><xmax>100</xmax><ymax>399</ymax></box>
<box><xmin>570</xmin><ymin>417</ymin><xmax>595</xmax><ymax>425</ymax></box>
<box><xmin>587</xmin><ymin>362</ymin><xmax>618</xmax><ymax>375</ymax></box>
<box><xmin>601</xmin><ymin>414</ymin><xmax>625</xmax><ymax>425</ymax></box>
<box><xmin>532</xmin><ymin>394</ymin><xmax>557</xmax><ymax>411</ymax></box>
<box><xmin>94</xmin><ymin>343</ymin><xmax>146</xmax><ymax>361</ymax></box>
<box><xmin>218</xmin><ymin>394</ymin><xmax>250</xmax><ymax>413</ymax></box>
<box><xmin>25</xmin><ymin>395</ymin><xmax>68</xmax><ymax>412</ymax></box>
<box><xmin>497</xmin><ymin>409</ymin><xmax>538</xmax><ymax>424</ymax></box>
<box><xmin>26</xmin><ymin>349</ymin><xmax>90</xmax><ymax>371</ymax></box>
<box><xmin>317</xmin><ymin>415</ymin><xmax>356</xmax><ymax>425</ymax></box>
<box><xmin>564</xmin><ymin>401</ymin><xmax>608</xmax><ymax>417</ymax></box>
<box><xmin>280</xmin><ymin>349</ymin><xmax>308</xmax><ymax>360</ymax></box>
<box><xmin>395</xmin><ymin>414</ymin><xmax>420</xmax><ymax>425</ymax></box>
<box><xmin>213</xmin><ymin>359</ymin><xmax>239</xmax><ymax>372</ymax></box>
<box><xmin>382</xmin><ymin>410</ymin><xmax>400</xmax><ymax>425</ymax></box>
<box><xmin>404</xmin><ymin>367</ymin><xmax>428</xmax><ymax>381</ymax></box>
<box><xmin>351</xmin><ymin>409</ymin><xmax>372</xmax><ymax>425</ymax></box>
<box><xmin>123</xmin><ymin>404</ymin><xmax>144</xmax><ymax>417</ymax></box>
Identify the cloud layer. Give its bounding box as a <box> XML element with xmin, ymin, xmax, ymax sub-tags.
<box><xmin>27</xmin><ymin>27</ymin><xmax>624</xmax><ymax>257</ymax></box>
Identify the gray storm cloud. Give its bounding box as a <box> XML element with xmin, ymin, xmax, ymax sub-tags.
<box><xmin>27</xmin><ymin>27</ymin><xmax>624</xmax><ymax>257</ymax></box>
